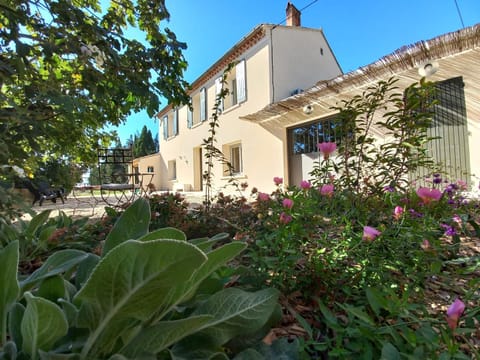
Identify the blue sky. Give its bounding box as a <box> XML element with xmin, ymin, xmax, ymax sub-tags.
<box><xmin>112</xmin><ymin>0</ymin><xmax>480</xmax><ymax>144</ymax></box>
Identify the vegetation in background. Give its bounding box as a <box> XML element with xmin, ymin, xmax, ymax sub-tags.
<box><xmin>0</xmin><ymin>0</ymin><xmax>190</xmax><ymax>218</ymax></box>
<box><xmin>0</xmin><ymin>0</ymin><xmax>189</xmax><ymax>169</ymax></box>
<box><xmin>127</xmin><ymin>125</ymin><xmax>157</xmax><ymax>158</ymax></box>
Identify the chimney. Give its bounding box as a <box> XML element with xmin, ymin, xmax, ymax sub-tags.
<box><xmin>286</xmin><ymin>2</ymin><xmax>301</xmax><ymax>27</ymax></box>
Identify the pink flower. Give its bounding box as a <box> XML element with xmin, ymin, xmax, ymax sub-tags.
<box><xmin>393</xmin><ymin>206</ymin><xmax>404</xmax><ymax>220</ymax></box>
<box><xmin>421</xmin><ymin>239</ymin><xmax>431</xmax><ymax>251</ymax></box>
<box><xmin>319</xmin><ymin>184</ymin><xmax>334</xmax><ymax>197</ymax></box>
<box><xmin>282</xmin><ymin>198</ymin><xmax>294</xmax><ymax>209</ymax></box>
<box><xmin>257</xmin><ymin>192</ymin><xmax>270</xmax><ymax>201</ymax></box>
<box><xmin>273</xmin><ymin>177</ymin><xmax>283</xmax><ymax>186</ymax></box>
<box><xmin>416</xmin><ymin>187</ymin><xmax>442</xmax><ymax>204</ymax></box>
<box><xmin>300</xmin><ymin>180</ymin><xmax>312</xmax><ymax>190</ymax></box>
<box><xmin>279</xmin><ymin>212</ymin><xmax>292</xmax><ymax>224</ymax></box>
<box><xmin>452</xmin><ymin>214</ymin><xmax>462</xmax><ymax>225</ymax></box>
<box><xmin>446</xmin><ymin>298</ymin><xmax>465</xmax><ymax>330</ymax></box>
<box><xmin>362</xmin><ymin>226</ymin><xmax>381</xmax><ymax>242</ymax></box>
<box><xmin>456</xmin><ymin>179</ymin><xmax>467</xmax><ymax>190</ymax></box>
<box><xmin>317</xmin><ymin>142</ymin><xmax>337</xmax><ymax>159</ymax></box>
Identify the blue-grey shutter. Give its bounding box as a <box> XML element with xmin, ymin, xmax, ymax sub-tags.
<box><xmin>173</xmin><ymin>109</ymin><xmax>178</xmax><ymax>135</ymax></box>
<box><xmin>236</xmin><ymin>60</ymin><xmax>246</xmax><ymax>103</ymax></box>
<box><xmin>163</xmin><ymin>115</ymin><xmax>168</xmax><ymax>140</ymax></box>
<box><xmin>200</xmin><ymin>87</ymin><xmax>207</xmax><ymax>122</ymax></box>
<box><xmin>215</xmin><ymin>77</ymin><xmax>223</xmax><ymax>112</ymax></box>
<box><xmin>187</xmin><ymin>104</ymin><xmax>193</xmax><ymax>129</ymax></box>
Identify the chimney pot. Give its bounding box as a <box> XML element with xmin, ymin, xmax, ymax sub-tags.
<box><xmin>286</xmin><ymin>2</ymin><xmax>301</xmax><ymax>27</ymax></box>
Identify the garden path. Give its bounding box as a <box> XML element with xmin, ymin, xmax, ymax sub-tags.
<box><xmin>22</xmin><ymin>191</ymin><xmax>206</xmax><ymax>220</ymax></box>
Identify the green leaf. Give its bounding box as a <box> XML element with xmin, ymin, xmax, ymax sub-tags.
<box><xmin>180</xmin><ymin>242</ymin><xmax>246</xmax><ymax>303</ymax></box>
<box><xmin>138</xmin><ymin>227</ymin><xmax>186</xmax><ymax>242</ymax></box>
<box><xmin>380</xmin><ymin>342</ymin><xmax>400</xmax><ymax>360</ymax></box>
<box><xmin>0</xmin><ymin>241</ymin><xmax>20</xmax><ymax>343</ymax></box>
<box><xmin>37</xmin><ymin>276</ymin><xmax>66</xmax><ymax>303</ymax></box>
<box><xmin>233</xmin><ymin>348</ymin><xmax>264</xmax><ymax>360</ymax></box>
<box><xmin>191</xmin><ymin>238</ymin><xmax>221</xmax><ymax>252</ymax></box>
<box><xmin>58</xmin><ymin>299</ymin><xmax>78</xmax><ymax>327</ymax></box>
<box><xmin>74</xmin><ymin>254</ymin><xmax>100</xmax><ymax>290</ymax></box>
<box><xmin>190</xmin><ymin>287</ymin><xmax>280</xmax><ymax>347</ymax></box>
<box><xmin>21</xmin><ymin>292</ymin><xmax>69</xmax><ymax>358</ymax></box>
<box><xmin>254</xmin><ymin>337</ymin><xmax>300</xmax><ymax>360</ymax></box>
<box><xmin>365</xmin><ymin>287</ymin><xmax>388</xmax><ymax>317</ymax></box>
<box><xmin>8</xmin><ymin>303</ymin><xmax>25</xmax><ymax>349</ymax></box>
<box><xmin>102</xmin><ymin>198</ymin><xmax>151</xmax><ymax>255</ymax></box>
<box><xmin>1</xmin><ymin>341</ymin><xmax>18</xmax><ymax>360</ymax></box>
<box><xmin>74</xmin><ymin>240</ymin><xmax>207</xmax><ymax>358</ymax></box>
<box><xmin>39</xmin><ymin>351</ymin><xmax>80</xmax><ymax>359</ymax></box>
<box><xmin>318</xmin><ymin>301</ymin><xmax>339</xmax><ymax>328</ymax></box>
<box><xmin>339</xmin><ymin>304</ymin><xmax>375</xmax><ymax>326</ymax></box>
<box><xmin>121</xmin><ymin>315</ymin><xmax>213</xmax><ymax>357</ymax></box>
<box><xmin>21</xmin><ymin>250</ymin><xmax>89</xmax><ymax>292</ymax></box>
<box><xmin>25</xmin><ymin>211</ymin><xmax>51</xmax><ymax>237</ymax></box>
<box><xmin>38</xmin><ymin>226</ymin><xmax>58</xmax><ymax>245</ymax></box>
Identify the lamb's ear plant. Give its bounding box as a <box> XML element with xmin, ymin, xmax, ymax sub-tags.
<box><xmin>0</xmin><ymin>198</ymin><xmax>280</xmax><ymax>359</ymax></box>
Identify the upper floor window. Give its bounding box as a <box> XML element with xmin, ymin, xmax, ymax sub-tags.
<box><xmin>147</xmin><ymin>166</ymin><xmax>154</xmax><ymax>173</ymax></box>
<box><xmin>223</xmin><ymin>59</ymin><xmax>246</xmax><ymax>110</ymax></box>
<box><xmin>163</xmin><ymin>109</ymin><xmax>179</xmax><ymax>140</ymax></box>
<box><xmin>188</xmin><ymin>87</ymin><xmax>207</xmax><ymax>128</ymax></box>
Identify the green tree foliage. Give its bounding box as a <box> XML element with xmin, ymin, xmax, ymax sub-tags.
<box><xmin>132</xmin><ymin>125</ymin><xmax>156</xmax><ymax>157</ymax></box>
<box><xmin>33</xmin><ymin>158</ymin><xmax>83</xmax><ymax>192</ymax></box>
<box><xmin>0</xmin><ymin>0</ymin><xmax>189</xmax><ymax>171</ymax></box>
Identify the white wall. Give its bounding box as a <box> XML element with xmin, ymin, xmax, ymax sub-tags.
<box><xmin>271</xmin><ymin>26</ymin><xmax>342</xmax><ymax>102</ymax></box>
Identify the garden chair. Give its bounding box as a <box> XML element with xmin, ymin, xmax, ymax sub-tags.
<box><xmin>19</xmin><ymin>178</ymin><xmax>65</xmax><ymax>206</ymax></box>
<box><xmin>97</xmin><ymin>147</ymin><xmax>152</xmax><ymax>207</ymax></box>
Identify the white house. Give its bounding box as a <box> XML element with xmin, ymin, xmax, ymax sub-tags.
<box><xmin>147</xmin><ymin>2</ymin><xmax>342</xmax><ymax>193</ymax></box>
<box><xmin>243</xmin><ymin>23</ymin><xmax>480</xmax><ymax>189</ymax></box>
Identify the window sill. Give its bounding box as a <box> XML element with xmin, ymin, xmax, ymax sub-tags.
<box><xmin>221</xmin><ymin>174</ymin><xmax>247</xmax><ymax>180</ymax></box>
<box><xmin>191</xmin><ymin>121</ymin><xmax>204</xmax><ymax>129</ymax></box>
<box><xmin>221</xmin><ymin>103</ymin><xmax>241</xmax><ymax>115</ymax></box>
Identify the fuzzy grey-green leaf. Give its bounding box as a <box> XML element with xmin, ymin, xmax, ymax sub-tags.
<box><xmin>21</xmin><ymin>292</ymin><xmax>68</xmax><ymax>358</ymax></box>
<box><xmin>74</xmin><ymin>239</ymin><xmax>207</xmax><ymax>358</ymax></box>
<box><xmin>0</xmin><ymin>241</ymin><xmax>20</xmax><ymax>343</ymax></box>
<box><xmin>102</xmin><ymin>198</ymin><xmax>151</xmax><ymax>255</ymax></box>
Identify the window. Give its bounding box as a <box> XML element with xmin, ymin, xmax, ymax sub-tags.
<box><xmin>222</xmin><ymin>142</ymin><xmax>243</xmax><ymax>176</ymax></box>
<box><xmin>289</xmin><ymin>116</ymin><xmax>346</xmax><ymax>155</ymax></box>
<box><xmin>223</xmin><ymin>59</ymin><xmax>246</xmax><ymax>109</ymax></box>
<box><xmin>168</xmin><ymin>160</ymin><xmax>176</xmax><ymax>180</ymax></box>
<box><xmin>414</xmin><ymin>76</ymin><xmax>470</xmax><ymax>183</ymax></box>
<box><xmin>147</xmin><ymin>166</ymin><xmax>154</xmax><ymax>173</ymax></box>
<box><xmin>188</xmin><ymin>88</ymin><xmax>207</xmax><ymax>128</ymax></box>
<box><xmin>230</xmin><ymin>144</ymin><xmax>242</xmax><ymax>175</ymax></box>
<box><xmin>163</xmin><ymin>109</ymin><xmax>179</xmax><ymax>139</ymax></box>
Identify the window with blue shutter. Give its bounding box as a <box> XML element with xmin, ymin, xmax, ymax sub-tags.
<box><xmin>200</xmin><ymin>87</ymin><xmax>207</xmax><ymax>122</ymax></box>
<box><xmin>163</xmin><ymin>115</ymin><xmax>168</xmax><ymax>140</ymax></box>
<box><xmin>236</xmin><ymin>60</ymin><xmax>246</xmax><ymax>103</ymax></box>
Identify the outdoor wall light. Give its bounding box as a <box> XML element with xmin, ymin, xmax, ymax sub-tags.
<box><xmin>418</xmin><ymin>61</ymin><xmax>439</xmax><ymax>77</ymax></box>
<box><xmin>303</xmin><ymin>104</ymin><xmax>314</xmax><ymax>114</ymax></box>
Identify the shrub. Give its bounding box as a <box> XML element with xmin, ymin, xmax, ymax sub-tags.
<box><xmin>0</xmin><ymin>198</ymin><xmax>281</xmax><ymax>359</ymax></box>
